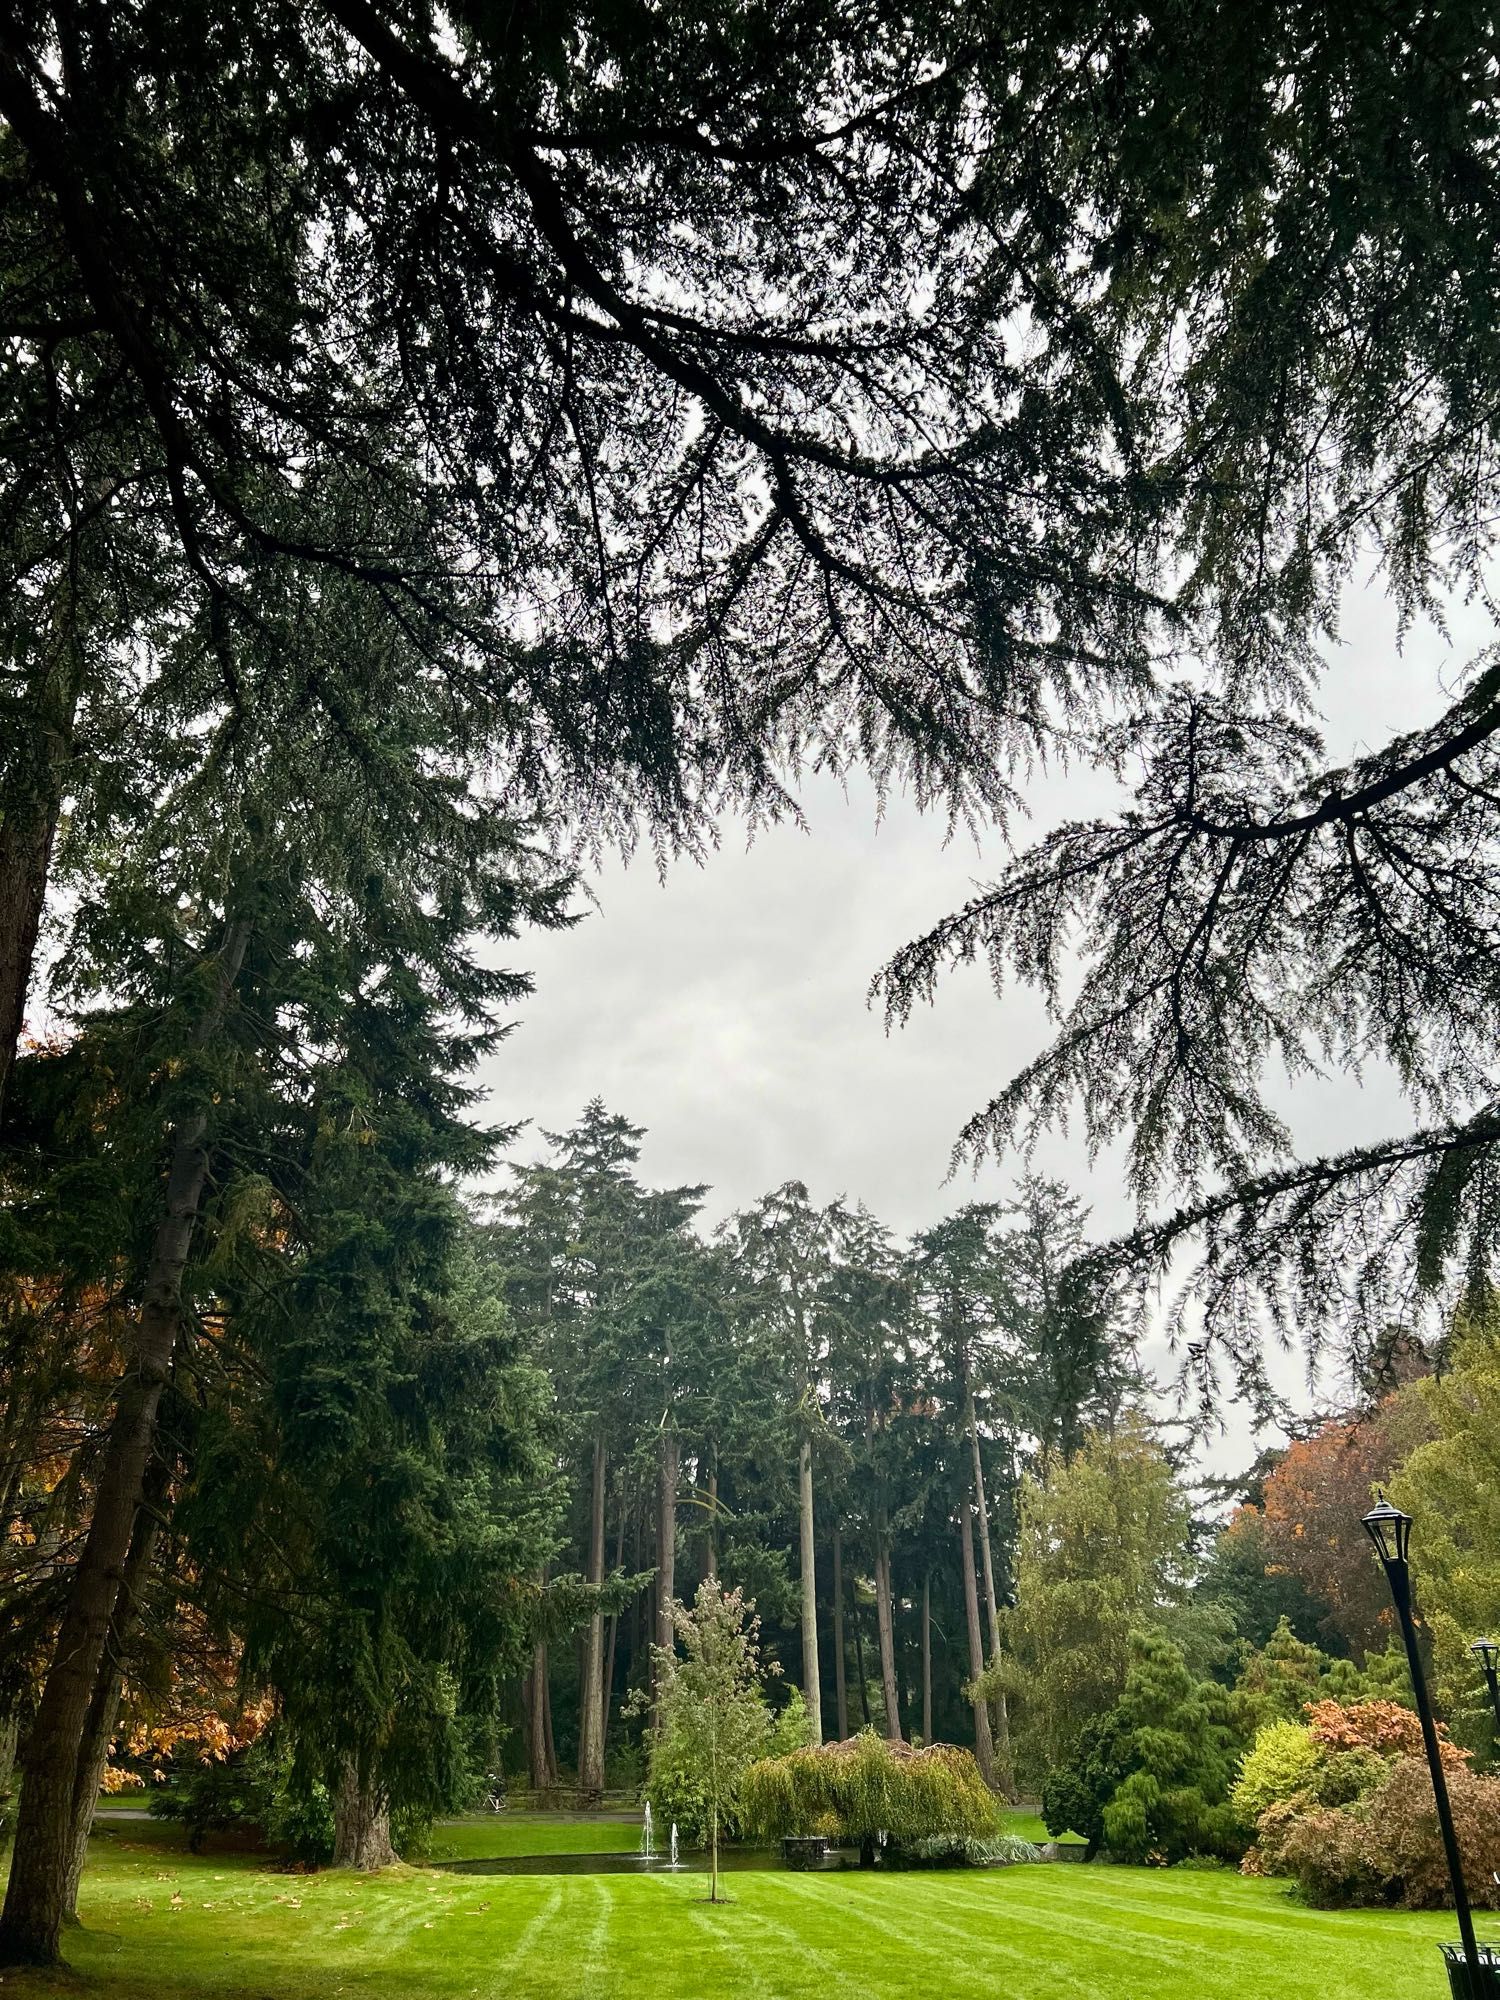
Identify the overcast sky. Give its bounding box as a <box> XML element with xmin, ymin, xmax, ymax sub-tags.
<box><xmin>477</xmin><ymin>573</ymin><xmax>1490</xmax><ymax>1471</ymax></box>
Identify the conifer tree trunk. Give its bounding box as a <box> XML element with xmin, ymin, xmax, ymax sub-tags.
<box><xmin>603</xmin><ymin>1504</ymin><xmax>627</xmax><ymax>1751</ymax></box>
<box><xmin>966</xmin><ymin>1398</ymin><xmax>1014</xmax><ymax>1793</ymax></box>
<box><xmin>921</xmin><ymin>1571</ymin><xmax>933</xmax><ymax>1745</ymax></box>
<box><xmin>526</xmin><ymin>1644</ymin><xmax>556</xmax><ymax>1790</ymax></box>
<box><xmin>851</xmin><ymin>1594</ymin><xmax>872</xmax><ymax>1726</ymax></box>
<box><xmin>957</xmin><ymin>1499</ymin><xmax>997</xmax><ymax>1789</ymax></box>
<box><xmin>63</xmin><ymin>1459</ymin><xmax>168</xmax><ymax>1921</ymax></box>
<box><xmin>576</xmin><ymin>1434</ymin><xmax>608</xmax><ymax>1797</ymax></box>
<box><xmin>541</xmin><ymin>1665</ymin><xmax>558</xmax><ymax>1787</ymax></box>
<box><xmin>0</xmin><ymin>1716</ymin><xmax>17</xmax><ymax>1805</ymax></box>
<box><xmin>831</xmin><ymin>1527</ymin><xmax>849</xmax><ymax>1741</ymax></box>
<box><xmin>332</xmin><ymin>1763</ymin><xmax>397</xmax><ymax>1870</ymax></box>
<box><xmin>797</xmin><ymin>1436</ymin><xmax>822</xmax><ymax>1743</ymax></box>
<box><xmin>0</xmin><ymin>922</ymin><xmax>248</xmax><ymax>1968</ymax></box>
<box><xmin>655</xmin><ymin>1430</ymin><xmax>679</xmax><ymax>1661</ymax></box>
<box><xmin>703</xmin><ymin>1445</ymin><xmax>718</xmax><ymax>1582</ymax></box>
<box><xmin>873</xmin><ymin>1539</ymin><xmax>902</xmax><ymax>1742</ymax></box>
<box><xmin>966</xmin><ymin>1400</ymin><xmax>1003</xmax><ymax>1655</ymax></box>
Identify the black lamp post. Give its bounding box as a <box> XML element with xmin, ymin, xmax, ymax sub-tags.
<box><xmin>1363</xmin><ymin>1497</ymin><xmax>1489</xmax><ymax>1999</ymax></box>
<box><xmin>1472</xmin><ymin>1638</ymin><xmax>1500</xmax><ymax>1737</ymax></box>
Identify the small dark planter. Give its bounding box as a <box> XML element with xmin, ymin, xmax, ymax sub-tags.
<box><xmin>782</xmin><ymin>1836</ymin><xmax>829</xmax><ymax>1870</ymax></box>
<box><xmin>1440</xmin><ymin>1944</ymin><xmax>1500</xmax><ymax>1997</ymax></box>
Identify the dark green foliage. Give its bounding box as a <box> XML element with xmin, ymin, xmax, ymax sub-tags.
<box><xmin>149</xmin><ymin>1740</ymin><xmax>334</xmax><ymax>1865</ymax></box>
<box><xmin>1044</xmin><ymin>1632</ymin><xmax>1247</xmax><ymax>1864</ymax></box>
<box><xmin>1197</xmin><ymin>1519</ymin><xmax>1331</xmax><ymax>1656</ymax></box>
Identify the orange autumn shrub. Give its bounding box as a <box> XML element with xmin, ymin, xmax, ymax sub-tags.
<box><xmin>1305</xmin><ymin>1698</ymin><xmax>1469</xmax><ymax>1770</ymax></box>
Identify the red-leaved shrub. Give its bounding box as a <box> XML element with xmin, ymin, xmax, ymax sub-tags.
<box><xmin>1264</xmin><ymin>1757</ymin><xmax>1500</xmax><ymax>1910</ymax></box>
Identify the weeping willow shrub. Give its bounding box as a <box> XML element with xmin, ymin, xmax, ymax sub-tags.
<box><xmin>741</xmin><ymin>1732</ymin><xmax>1000</xmax><ymax>1846</ymax></box>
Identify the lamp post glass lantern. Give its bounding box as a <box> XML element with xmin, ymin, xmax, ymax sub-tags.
<box><xmin>1362</xmin><ymin>1499</ymin><xmax>1495</xmax><ymax>2000</ymax></box>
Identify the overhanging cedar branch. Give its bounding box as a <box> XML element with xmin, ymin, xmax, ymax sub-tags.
<box><xmin>320</xmin><ymin>0</ymin><xmax>998</xmax><ymax>496</ymax></box>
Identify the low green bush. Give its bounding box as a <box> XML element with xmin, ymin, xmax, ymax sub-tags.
<box><xmin>150</xmin><ymin>1740</ymin><xmax>334</xmax><ymax>1863</ymax></box>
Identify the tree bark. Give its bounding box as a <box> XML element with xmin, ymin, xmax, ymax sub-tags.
<box><xmin>63</xmin><ymin>1456</ymin><xmax>168</xmax><ymax>1921</ymax></box>
<box><xmin>831</xmin><ymin>1526</ymin><xmax>849</xmax><ymax>1741</ymax></box>
<box><xmin>541</xmin><ymin>1660</ymin><xmax>558</xmax><ymax>1788</ymax></box>
<box><xmin>851</xmin><ymin>1593</ymin><xmax>872</xmax><ymax>1727</ymax></box>
<box><xmin>921</xmin><ymin>1571</ymin><xmax>933</xmax><ymax>1746</ymax></box>
<box><xmin>958</xmin><ymin>1499</ymin><xmax>997</xmax><ymax>1789</ymax></box>
<box><xmin>526</xmin><ymin>1644</ymin><xmax>556</xmax><ymax>1791</ymax></box>
<box><xmin>0</xmin><ymin>1715</ymin><xmax>17</xmax><ymax>1802</ymax></box>
<box><xmin>603</xmin><ymin>1502</ymin><xmax>627</xmax><ymax>1751</ymax></box>
<box><xmin>576</xmin><ymin>1433</ymin><xmax>608</xmax><ymax>1797</ymax></box>
<box><xmin>332</xmin><ymin>1762</ymin><xmax>397</xmax><ymax>1870</ymax></box>
<box><xmin>655</xmin><ymin>1429</ymin><xmax>678</xmax><ymax>1661</ymax></box>
<box><xmin>702</xmin><ymin>1445</ymin><xmax>718</xmax><ymax>1582</ymax></box>
<box><xmin>966</xmin><ymin>1399</ymin><xmax>1003</xmax><ymax>1655</ymax></box>
<box><xmin>0</xmin><ymin>921</ymin><xmax>248</xmax><ymax>1967</ymax></box>
<box><xmin>873</xmin><ymin>1540</ymin><xmax>902</xmax><ymax>1742</ymax></box>
<box><xmin>967</xmin><ymin>1398</ymin><xmax>1014</xmax><ymax>1794</ymax></box>
<box><xmin>797</xmin><ymin>1436</ymin><xmax>821</xmax><ymax>1743</ymax></box>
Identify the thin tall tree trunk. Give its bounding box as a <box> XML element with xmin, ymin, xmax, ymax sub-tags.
<box><xmin>831</xmin><ymin>1527</ymin><xmax>849</xmax><ymax>1741</ymax></box>
<box><xmin>873</xmin><ymin>1539</ymin><xmax>902</xmax><ymax>1742</ymax></box>
<box><xmin>958</xmin><ymin>1499</ymin><xmax>997</xmax><ymax>1788</ymax></box>
<box><xmin>541</xmin><ymin>1662</ymin><xmax>558</xmax><ymax>1787</ymax></box>
<box><xmin>63</xmin><ymin>1454</ymin><xmax>168</xmax><ymax>1921</ymax></box>
<box><xmin>965</xmin><ymin>1394</ymin><xmax>1003</xmax><ymax>1653</ymax></box>
<box><xmin>655</xmin><ymin>1430</ymin><xmax>679</xmax><ymax>1660</ymax></box>
<box><xmin>576</xmin><ymin>1434</ymin><xmax>608</xmax><ymax>1797</ymax></box>
<box><xmin>703</xmin><ymin>1445</ymin><xmax>718</xmax><ymax>1582</ymax></box>
<box><xmin>852</xmin><ymin>1593</ymin><xmax>872</xmax><ymax>1726</ymax></box>
<box><xmin>966</xmin><ymin>1397</ymin><xmax>1015</xmax><ymax>1793</ymax></box>
<box><xmin>602</xmin><ymin>1502</ymin><xmax>626</xmax><ymax>1750</ymax></box>
<box><xmin>921</xmin><ymin>1571</ymin><xmax>933</xmax><ymax>1745</ymax></box>
<box><xmin>797</xmin><ymin>1436</ymin><xmax>822</xmax><ymax>1743</ymax></box>
<box><xmin>0</xmin><ymin>921</ymin><xmax>248</xmax><ymax>1968</ymax></box>
<box><xmin>331</xmin><ymin>1762</ymin><xmax>396</xmax><ymax>1870</ymax></box>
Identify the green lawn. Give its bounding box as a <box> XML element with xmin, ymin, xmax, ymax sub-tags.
<box><xmin>4</xmin><ymin>1815</ymin><xmax>1474</xmax><ymax>2000</ymax></box>
<box><xmin>423</xmin><ymin>1813</ymin><xmax>641</xmax><ymax>1861</ymax></box>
